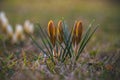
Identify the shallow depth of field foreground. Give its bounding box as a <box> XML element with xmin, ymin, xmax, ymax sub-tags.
<box><xmin>0</xmin><ymin>0</ymin><xmax>120</xmax><ymax>80</ymax></box>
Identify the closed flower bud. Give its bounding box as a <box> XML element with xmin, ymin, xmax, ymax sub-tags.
<box><xmin>72</xmin><ymin>21</ymin><xmax>77</xmax><ymax>46</ymax></box>
<box><xmin>76</xmin><ymin>21</ymin><xmax>82</xmax><ymax>44</ymax></box>
<box><xmin>0</xmin><ymin>12</ymin><xmax>9</xmax><ymax>33</ymax></box>
<box><xmin>57</xmin><ymin>20</ymin><xmax>64</xmax><ymax>43</ymax></box>
<box><xmin>47</xmin><ymin>20</ymin><xmax>56</xmax><ymax>47</ymax></box>
<box><xmin>15</xmin><ymin>24</ymin><xmax>25</xmax><ymax>41</ymax></box>
<box><xmin>6</xmin><ymin>24</ymin><xmax>13</xmax><ymax>39</ymax></box>
<box><xmin>72</xmin><ymin>21</ymin><xmax>83</xmax><ymax>46</ymax></box>
<box><xmin>24</xmin><ymin>20</ymin><xmax>34</xmax><ymax>34</ymax></box>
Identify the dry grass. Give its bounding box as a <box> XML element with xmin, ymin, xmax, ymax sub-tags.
<box><xmin>0</xmin><ymin>0</ymin><xmax>120</xmax><ymax>80</ymax></box>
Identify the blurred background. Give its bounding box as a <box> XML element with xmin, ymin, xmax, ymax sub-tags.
<box><xmin>0</xmin><ymin>0</ymin><xmax>120</xmax><ymax>52</ymax></box>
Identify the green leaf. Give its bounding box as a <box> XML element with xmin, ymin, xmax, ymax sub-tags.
<box><xmin>37</xmin><ymin>24</ymin><xmax>56</xmax><ymax>64</ymax></box>
<box><xmin>76</xmin><ymin>24</ymin><xmax>99</xmax><ymax>61</ymax></box>
<box><xmin>61</xmin><ymin>27</ymin><xmax>73</xmax><ymax>62</ymax></box>
<box><xmin>28</xmin><ymin>34</ymin><xmax>48</xmax><ymax>57</ymax></box>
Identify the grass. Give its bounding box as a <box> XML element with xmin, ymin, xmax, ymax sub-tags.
<box><xmin>1</xmin><ymin>17</ymin><xmax>120</xmax><ymax>80</ymax></box>
<box><xmin>0</xmin><ymin>0</ymin><xmax>120</xmax><ymax>80</ymax></box>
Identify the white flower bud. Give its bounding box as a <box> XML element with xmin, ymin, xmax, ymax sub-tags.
<box><xmin>0</xmin><ymin>12</ymin><xmax>9</xmax><ymax>33</ymax></box>
<box><xmin>6</xmin><ymin>24</ymin><xmax>13</xmax><ymax>39</ymax></box>
<box><xmin>15</xmin><ymin>24</ymin><xmax>25</xmax><ymax>41</ymax></box>
<box><xmin>24</xmin><ymin>20</ymin><xmax>34</xmax><ymax>34</ymax></box>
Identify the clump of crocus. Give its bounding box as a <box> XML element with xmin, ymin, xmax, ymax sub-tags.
<box><xmin>24</xmin><ymin>20</ymin><xmax>34</xmax><ymax>34</ymax></box>
<box><xmin>72</xmin><ymin>21</ymin><xmax>83</xmax><ymax>54</ymax></box>
<box><xmin>47</xmin><ymin>20</ymin><xmax>83</xmax><ymax>57</ymax></box>
<box><xmin>31</xmin><ymin>19</ymin><xmax>98</xmax><ymax>64</ymax></box>
<box><xmin>0</xmin><ymin>11</ymin><xmax>35</xmax><ymax>44</ymax></box>
<box><xmin>12</xmin><ymin>24</ymin><xmax>25</xmax><ymax>43</ymax></box>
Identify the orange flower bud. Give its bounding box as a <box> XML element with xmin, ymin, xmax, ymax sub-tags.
<box><xmin>47</xmin><ymin>20</ymin><xmax>56</xmax><ymax>47</ymax></box>
<box><xmin>57</xmin><ymin>20</ymin><xmax>64</xmax><ymax>43</ymax></box>
<box><xmin>76</xmin><ymin>21</ymin><xmax>82</xmax><ymax>44</ymax></box>
<box><xmin>72</xmin><ymin>21</ymin><xmax>83</xmax><ymax>46</ymax></box>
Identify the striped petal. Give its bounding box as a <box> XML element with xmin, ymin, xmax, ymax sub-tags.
<box><xmin>47</xmin><ymin>20</ymin><xmax>56</xmax><ymax>47</ymax></box>
<box><xmin>57</xmin><ymin>20</ymin><xmax>64</xmax><ymax>43</ymax></box>
<box><xmin>76</xmin><ymin>21</ymin><xmax>82</xmax><ymax>44</ymax></box>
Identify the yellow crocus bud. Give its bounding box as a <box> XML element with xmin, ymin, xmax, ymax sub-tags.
<box><xmin>72</xmin><ymin>21</ymin><xmax>83</xmax><ymax>46</ymax></box>
<box><xmin>76</xmin><ymin>21</ymin><xmax>82</xmax><ymax>44</ymax></box>
<box><xmin>72</xmin><ymin>21</ymin><xmax>83</xmax><ymax>54</ymax></box>
<box><xmin>57</xmin><ymin>20</ymin><xmax>64</xmax><ymax>43</ymax></box>
<box><xmin>47</xmin><ymin>20</ymin><xmax>56</xmax><ymax>47</ymax></box>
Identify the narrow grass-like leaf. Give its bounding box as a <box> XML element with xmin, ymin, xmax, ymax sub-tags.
<box><xmin>56</xmin><ymin>39</ymin><xmax>65</xmax><ymax>60</ymax></box>
<box><xmin>35</xmin><ymin>24</ymin><xmax>55</xmax><ymax>64</ymax></box>
<box><xmin>44</xmin><ymin>30</ymin><xmax>54</xmax><ymax>53</ymax></box>
<box><xmin>78</xmin><ymin>19</ymin><xmax>95</xmax><ymax>50</ymax></box>
<box><xmin>35</xmin><ymin>23</ymin><xmax>53</xmax><ymax>49</ymax></box>
<box><xmin>56</xmin><ymin>40</ymin><xmax>65</xmax><ymax>50</ymax></box>
<box><xmin>62</xmin><ymin>19</ymin><xmax>69</xmax><ymax>45</ymax></box>
<box><xmin>43</xmin><ymin>29</ymin><xmax>56</xmax><ymax>64</ymax></box>
<box><xmin>28</xmin><ymin>34</ymin><xmax>48</xmax><ymax>57</ymax></box>
<box><xmin>61</xmin><ymin>27</ymin><xmax>73</xmax><ymax>62</ymax></box>
<box><xmin>62</xmin><ymin>39</ymin><xmax>73</xmax><ymax>62</ymax></box>
<box><xmin>38</xmin><ymin>25</ymin><xmax>52</xmax><ymax>56</ymax></box>
<box><xmin>22</xmin><ymin>50</ymin><xmax>27</xmax><ymax>66</ymax></box>
<box><xmin>36</xmin><ymin>23</ymin><xmax>54</xmax><ymax>55</ymax></box>
<box><xmin>76</xmin><ymin>24</ymin><xmax>99</xmax><ymax>61</ymax></box>
<box><xmin>61</xmin><ymin>33</ymin><xmax>71</xmax><ymax>59</ymax></box>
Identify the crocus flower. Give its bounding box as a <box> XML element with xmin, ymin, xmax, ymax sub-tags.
<box><xmin>72</xmin><ymin>21</ymin><xmax>83</xmax><ymax>46</ymax></box>
<box><xmin>47</xmin><ymin>20</ymin><xmax>56</xmax><ymax>47</ymax></box>
<box><xmin>24</xmin><ymin>20</ymin><xmax>34</xmax><ymax>34</ymax></box>
<box><xmin>57</xmin><ymin>20</ymin><xmax>64</xmax><ymax>43</ymax></box>
<box><xmin>76</xmin><ymin>21</ymin><xmax>83</xmax><ymax>44</ymax></box>
<box><xmin>15</xmin><ymin>24</ymin><xmax>25</xmax><ymax>41</ymax></box>
<box><xmin>0</xmin><ymin>12</ymin><xmax>9</xmax><ymax>33</ymax></box>
<box><xmin>72</xmin><ymin>21</ymin><xmax>83</xmax><ymax>54</ymax></box>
